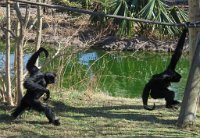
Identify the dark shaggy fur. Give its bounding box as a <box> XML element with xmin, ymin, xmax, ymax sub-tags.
<box><xmin>11</xmin><ymin>47</ymin><xmax>60</xmax><ymax>125</ymax></box>
<box><xmin>142</xmin><ymin>28</ymin><xmax>188</xmax><ymax>110</ymax></box>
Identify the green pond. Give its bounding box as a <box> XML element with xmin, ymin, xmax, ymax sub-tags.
<box><xmin>0</xmin><ymin>48</ymin><xmax>189</xmax><ymax>100</ymax></box>
<box><xmin>55</xmin><ymin>49</ymin><xmax>189</xmax><ymax>100</ymax></box>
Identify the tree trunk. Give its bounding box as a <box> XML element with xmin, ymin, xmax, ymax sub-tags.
<box><xmin>177</xmin><ymin>0</ymin><xmax>200</xmax><ymax>128</ymax></box>
<box><xmin>14</xmin><ymin>2</ymin><xmax>30</xmax><ymax>105</ymax></box>
<box><xmin>16</xmin><ymin>29</ymin><xmax>24</xmax><ymax>105</ymax></box>
<box><xmin>6</xmin><ymin>0</ymin><xmax>14</xmax><ymax>106</ymax></box>
<box><xmin>189</xmin><ymin>0</ymin><xmax>200</xmax><ymax>59</ymax></box>
<box><xmin>0</xmin><ymin>75</ymin><xmax>6</xmax><ymax>102</ymax></box>
<box><xmin>177</xmin><ymin>33</ymin><xmax>200</xmax><ymax>127</ymax></box>
<box><xmin>14</xmin><ymin>20</ymin><xmax>20</xmax><ymax>105</ymax></box>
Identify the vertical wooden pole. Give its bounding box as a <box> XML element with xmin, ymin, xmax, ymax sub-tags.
<box><xmin>189</xmin><ymin>0</ymin><xmax>200</xmax><ymax>109</ymax></box>
<box><xmin>177</xmin><ymin>0</ymin><xmax>200</xmax><ymax>128</ymax></box>
<box><xmin>6</xmin><ymin>0</ymin><xmax>14</xmax><ymax>105</ymax></box>
<box><xmin>189</xmin><ymin>0</ymin><xmax>200</xmax><ymax>60</ymax></box>
<box><xmin>14</xmin><ymin>20</ymin><xmax>20</xmax><ymax>105</ymax></box>
<box><xmin>14</xmin><ymin>2</ymin><xmax>24</xmax><ymax>105</ymax></box>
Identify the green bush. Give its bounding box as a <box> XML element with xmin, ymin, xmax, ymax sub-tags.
<box><xmin>89</xmin><ymin>0</ymin><xmax>188</xmax><ymax>37</ymax></box>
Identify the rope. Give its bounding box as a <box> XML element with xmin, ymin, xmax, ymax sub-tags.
<box><xmin>8</xmin><ymin>0</ymin><xmax>200</xmax><ymax>28</ymax></box>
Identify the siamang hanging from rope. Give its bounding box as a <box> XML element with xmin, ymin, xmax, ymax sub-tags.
<box><xmin>142</xmin><ymin>28</ymin><xmax>188</xmax><ymax>110</ymax></box>
<box><xmin>11</xmin><ymin>47</ymin><xmax>60</xmax><ymax>126</ymax></box>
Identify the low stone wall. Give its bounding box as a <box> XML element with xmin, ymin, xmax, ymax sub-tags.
<box><xmin>91</xmin><ymin>36</ymin><xmax>189</xmax><ymax>52</ymax></box>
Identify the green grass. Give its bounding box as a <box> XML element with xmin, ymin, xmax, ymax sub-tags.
<box><xmin>0</xmin><ymin>90</ymin><xmax>200</xmax><ymax>137</ymax></box>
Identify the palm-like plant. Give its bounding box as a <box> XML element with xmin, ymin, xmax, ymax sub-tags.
<box><xmin>89</xmin><ymin>0</ymin><xmax>188</xmax><ymax>37</ymax></box>
<box><xmin>127</xmin><ymin>0</ymin><xmax>148</xmax><ymax>13</ymax></box>
<box><xmin>110</xmin><ymin>0</ymin><xmax>134</xmax><ymax>36</ymax></box>
<box><xmin>91</xmin><ymin>0</ymin><xmax>147</xmax><ymax>37</ymax></box>
<box><xmin>138</xmin><ymin>0</ymin><xmax>188</xmax><ymax>36</ymax></box>
<box><xmin>169</xmin><ymin>6</ymin><xmax>188</xmax><ymax>24</ymax></box>
<box><xmin>81</xmin><ymin>0</ymin><xmax>92</xmax><ymax>9</ymax></box>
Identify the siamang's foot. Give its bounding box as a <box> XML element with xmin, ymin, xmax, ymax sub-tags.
<box><xmin>53</xmin><ymin>119</ymin><xmax>60</xmax><ymax>126</ymax></box>
<box><xmin>166</xmin><ymin>104</ymin><xmax>180</xmax><ymax>110</ymax></box>
<box><xmin>166</xmin><ymin>104</ymin><xmax>173</xmax><ymax>108</ymax></box>
<box><xmin>49</xmin><ymin>118</ymin><xmax>60</xmax><ymax>126</ymax></box>
<box><xmin>11</xmin><ymin>113</ymin><xmax>17</xmax><ymax>120</ymax></box>
<box><xmin>172</xmin><ymin>100</ymin><xmax>181</xmax><ymax>105</ymax></box>
<box><xmin>166</xmin><ymin>100</ymin><xmax>181</xmax><ymax>108</ymax></box>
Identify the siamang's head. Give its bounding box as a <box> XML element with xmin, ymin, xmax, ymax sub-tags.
<box><xmin>163</xmin><ymin>69</ymin><xmax>181</xmax><ymax>82</ymax></box>
<box><xmin>44</xmin><ymin>72</ymin><xmax>56</xmax><ymax>84</ymax></box>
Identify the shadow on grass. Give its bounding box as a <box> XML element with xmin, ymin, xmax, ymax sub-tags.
<box><xmin>21</xmin><ymin>120</ymin><xmax>49</xmax><ymax>125</ymax></box>
<box><xmin>0</xmin><ymin>103</ymin><xmax>51</xmax><ymax>127</ymax></box>
<box><xmin>51</xmin><ymin>101</ymin><xmax>176</xmax><ymax>125</ymax></box>
<box><xmin>0</xmin><ymin>103</ymin><xmax>15</xmax><ymax>123</ymax></box>
<box><xmin>0</xmin><ymin>114</ymin><xmax>13</xmax><ymax>123</ymax></box>
<box><xmin>0</xmin><ymin>101</ymin><xmax>176</xmax><ymax>126</ymax></box>
<box><xmin>0</xmin><ymin>103</ymin><xmax>13</xmax><ymax>111</ymax></box>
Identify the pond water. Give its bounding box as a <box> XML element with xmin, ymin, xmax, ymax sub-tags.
<box><xmin>61</xmin><ymin>49</ymin><xmax>189</xmax><ymax>100</ymax></box>
<box><xmin>0</xmin><ymin>52</ymin><xmax>31</xmax><ymax>74</ymax></box>
<box><xmin>0</xmin><ymin>49</ymin><xmax>189</xmax><ymax>100</ymax></box>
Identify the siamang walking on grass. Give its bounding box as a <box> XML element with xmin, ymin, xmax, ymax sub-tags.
<box><xmin>11</xmin><ymin>47</ymin><xmax>60</xmax><ymax>126</ymax></box>
<box><xmin>142</xmin><ymin>28</ymin><xmax>188</xmax><ymax>110</ymax></box>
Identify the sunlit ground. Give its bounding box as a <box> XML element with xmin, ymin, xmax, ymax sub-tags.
<box><xmin>0</xmin><ymin>90</ymin><xmax>200</xmax><ymax>137</ymax></box>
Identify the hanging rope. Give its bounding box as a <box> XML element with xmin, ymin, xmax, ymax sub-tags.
<box><xmin>7</xmin><ymin>0</ymin><xmax>200</xmax><ymax>28</ymax></box>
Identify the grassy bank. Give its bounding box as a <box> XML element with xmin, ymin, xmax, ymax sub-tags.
<box><xmin>0</xmin><ymin>90</ymin><xmax>200</xmax><ymax>137</ymax></box>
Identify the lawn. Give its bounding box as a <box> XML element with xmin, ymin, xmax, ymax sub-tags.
<box><xmin>0</xmin><ymin>90</ymin><xmax>200</xmax><ymax>137</ymax></box>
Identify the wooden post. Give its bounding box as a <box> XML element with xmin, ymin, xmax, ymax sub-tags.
<box><xmin>6</xmin><ymin>0</ymin><xmax>14</xmax><ymax>105</ymax></box>
<box><xmin>14</xmin><ymin>2</ymin><xmax>26</xmax><ymax>104</ymax></box>
<box><xmin>189</xmin><ymin>0</ymin><xmax>200</xmax><ymax>109</ymax></box>
<box><xmin>177</xmin><ymin>0</ymin><xmax>200</xmax><ymax>128</ymax></box>
<box><xmin>188</xmin><ymin>0</ymin><xmax>200</xmax><ymax>60</ymax></box>
<box><xmin>14</xmin><ymin>19</ymin><xmax>20</xmax><ymax>105</ymax></box>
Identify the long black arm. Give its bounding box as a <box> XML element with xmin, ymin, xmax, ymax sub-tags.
<box><xmin>167</xmin><ymin>28</ymin><xmax>188</xmax><ymax>71</ymax></box>
<box><xmin>26</xmin><ymin>47</ymin><xmax>49</xmax><ymax>74</ymax></box>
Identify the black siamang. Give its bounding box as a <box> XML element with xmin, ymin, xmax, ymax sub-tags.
<box><xmin>142</xmin><ymin>28</ymin><xmax>188</xmax><ymax>110</ymax></box>
<box><xmin>11</xmin><ymin>47</ymin><xmax>60</xmax><ymax>125</ymax></box>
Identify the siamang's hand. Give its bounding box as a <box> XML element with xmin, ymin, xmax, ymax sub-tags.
<box><xmin>184</xmin><ymin>22</ymin><xmax>190</xmax><ymax>28</ymax></box>
<box><xmin>162</xmin><ymin>74</ymin><xmax>171</xmax><ymax>81</ymax></box>
<box><xmin>43</xmin><ymin>90</ymin><xmax>50</xmax><ymax>101</ymax></box>
<box><xmin>39</xmin><ymin>47</ymin><xmax>49</xmax><ymax>58</ymax></box>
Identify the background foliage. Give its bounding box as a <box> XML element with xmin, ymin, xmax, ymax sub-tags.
<box><xmin>52</xmin><ymin>0</ymin><xmax>188</xmax><ymax>37</ymax></box>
